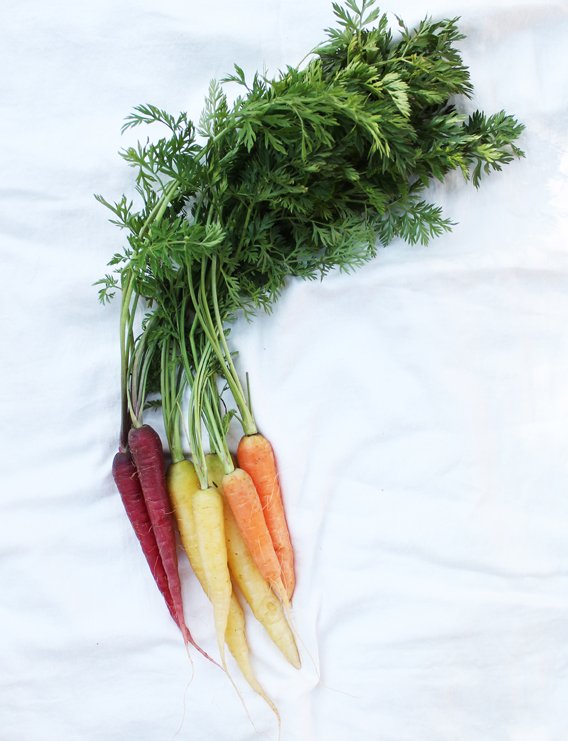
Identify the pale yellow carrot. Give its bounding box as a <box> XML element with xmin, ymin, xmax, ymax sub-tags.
<box><xmin>191</xmin><ymin>485</ymin><xmax>232</xmax><ymax>667</ymax></box>
<box><xmin>167</xmin><ymin>460</ymin><xmax>205</xmax><ymax>583</ymax></box>
<box><xmin>226</xmin><ymin>591</ymin><xmax>280</xmax><ymax>729</ymax></box>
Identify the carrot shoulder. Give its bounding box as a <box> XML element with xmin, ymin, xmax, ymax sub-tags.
<box><xmin>237</xmin><ymin>434</ymin><xmax>295</xmax><ymax>600</ymax></box>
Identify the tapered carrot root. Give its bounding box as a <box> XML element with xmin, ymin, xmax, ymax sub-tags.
<box><xmin>112</xmin><ymin>451</ymin><xmax>178</xmax><ymax>626</ymax></box>
<box><xmin>237</xmin><ymin>434</ymin><xmax>295</xmax><ymax>600</ymax></box>
<box><xmin>221</xmin><ymin>467</ymin><xmax>287</xmax><ymax>603</ymax></box>
<box><xmin>226</xmin><ymin>591</ymin><xmax>281</xmax><ymax>730</ymax></box>
<box><xmin>207</xmin><ymin>455</ymin><xmax>300</xmax><ymax>669</ymax></box>
<box><xmin>192</xmin><ymin>486</ymin><xmax>232</xmax><ymax>666</ymax></box>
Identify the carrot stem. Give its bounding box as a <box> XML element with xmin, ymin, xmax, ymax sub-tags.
<box><xmin>138</xmin><ymin>179</ymin><xmax>178</xmax><ymax>241</ymax></box>
<box><xmin>119</xmin><ymin>271</ymin><xmax>136</xmax><ymax>451</ymax></box>
<box><xmin>161</xmin><ymin>337</ymin><xmax>187</xmax><ymax>465</ymax></box>
<box><xmin>210</xmin><ymin>256</ymin><xmax>256</xmax><ymax>435</ymax></box>
<box><xmin>186</xmin><ymin>258</ymin><xmax>254</xmax><ymax>437</ymax></box>
<box><xmin>202</xmin><ymin>376</ymin><xmax>234</xmax><ymax>475</ymax></box>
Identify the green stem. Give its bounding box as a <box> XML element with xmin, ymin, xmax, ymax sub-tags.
<box><xmin>189</xmin><ymin>344</ymin><xmax>212</xmax><ymax>489</ymax></box>
<box><xmin>186</xmin><ymin>260</ymin><xmax>235</xmax><ymax>404</ymax></box>
<box><xmin>231</xmin><ymin>203</ymin><xmax>254</xmax><ymax>266</ymax></box>
<box><xmin>162</xmin><ymin>337</ymin><xmax>186</xmax><ymax>464</ymax></box>
<box><xmin>160</xmin><ymin>337</ymin><xmax>170</xmax><ymax>439</ymax></box>
<box><xmin>129</xmin><ymin>315</ymin><xmax>158</xmax><ymax>428</ymax></box>
<box><xmin>119</xmin><ymin>271</ymin><xmax>136</xmax><ymax>451</ymax></box>
<box><xmin>171</xmin><ymin>349</ymin><xmax>187</xmax><ymax>464</ymax></box>
<box><xmin>188</xmin><ymin>254</ymin><xmax>256</xmax><ymax>435</ymax></box>
<box><xmin>138</xmin><ymin>179</ymin><xmax>178</xmax><ymax>241</ymax></box>
<box><xmin>210</xmin><ymin>256</ymin><xmax>257</xmax><ymax>434</ymax></box>
<box><xmin>172</xmin><ymin>405</ymin><xmax>184</xmax><ymax>463</ymax></box>
<box><xmin>129</xmin><ymin>339</ymin><xmax>143</xmax><ymax>428</ymax></box>
<box><xmin>202</xmin><ymin>375</ymin><xmax>234</xmax><ymax>475</ymax></box>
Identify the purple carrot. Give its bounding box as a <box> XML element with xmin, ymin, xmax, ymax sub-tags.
<box><xmin>112</xmin><ymin>451</ymin><xmax>179</xmax><ymax>626</ymax></box>
<box><xmin>127</xmin><ymin>426</ymin><xmax>192</xmax><ymax>646</ymax></box>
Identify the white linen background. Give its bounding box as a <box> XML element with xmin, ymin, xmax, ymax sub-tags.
<box><xmin>1</xmin><ymin>0</ymin><xmax>568</xmax><ymax>738</ymax></box>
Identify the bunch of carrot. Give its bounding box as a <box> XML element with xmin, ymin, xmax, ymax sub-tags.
<box><xmin>110</xmin><ymin>271</ymin><xmax>300</xmax><ymax>719</ymax></box>
<box><xmin>98</xmin><ymin>0</ymin><xmax>524</xmax><ymax>726</ymax></box>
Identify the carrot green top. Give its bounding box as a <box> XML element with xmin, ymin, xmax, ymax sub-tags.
<box><xmin>97</xmin><ymin>0</ymin><xmax>525</xmax><ymax>455</ymax></box>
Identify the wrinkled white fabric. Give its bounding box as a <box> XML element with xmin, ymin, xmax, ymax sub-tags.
<box><xmin>2</xmin><ymin>1</ymin><xmax>568</xmax><ymax>739</ymax></box>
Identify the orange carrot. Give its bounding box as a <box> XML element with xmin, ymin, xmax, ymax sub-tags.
<box><xmin>237</xmin><ymin>433</ymin><xmax>295</xmax><ymax>600</ymax></box>
<box><xmin>221</xmin><ymin>467</ymin><xmax>287</xmax><ymax>603</ymax></box>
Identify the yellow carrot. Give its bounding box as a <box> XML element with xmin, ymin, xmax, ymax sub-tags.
<box><xmin>167</xmin><ymin>460</ymin><xmax>205</xmax><ymax>582</ymax></box>
<box><xmin>166</xmin><ymin>459</ymin><xmax>230</xmax><ymax>664</ymax></box>
<box><xmin>191</xmin><ymin>485</ymin><xmax>232</xmax><ymax>667</ymax></box>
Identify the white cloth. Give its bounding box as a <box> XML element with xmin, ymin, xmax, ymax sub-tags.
<box><xmin>2</xmin><ymin>1</ymin><xmax>568</xmax><ymax>739</ymax></box>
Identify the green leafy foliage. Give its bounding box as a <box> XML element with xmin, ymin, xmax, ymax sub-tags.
<box><xmin>108</xmin><ymin>1</ymin><xmax>522</xmax><ymax>305</ymax></box>
<box><xmin>98</xmin><ymin>0</ymin><xmax>525</xmax><ymax>443</ymax></box>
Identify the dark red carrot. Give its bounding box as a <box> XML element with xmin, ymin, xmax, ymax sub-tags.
<box><xmin>112</xmin><ymin>451</ymin><xmax>179</xmax><ymax>626</ymax></box>
<box><xmin>127</xmin><ymin>425</ymin><xmax>192</xmax><ymax>645</ymax></box>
